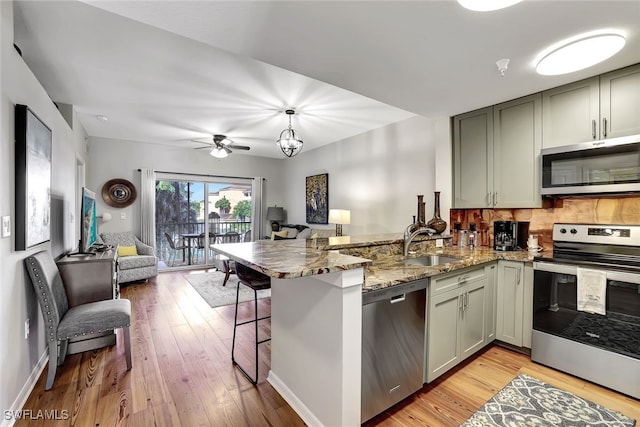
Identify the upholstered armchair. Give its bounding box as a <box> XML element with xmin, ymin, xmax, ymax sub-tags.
<box><xmin>24</xmin><ymin>251</ymin><xmax>132</xmax><ymax>390</ymax></box>
<box><xmin>100</xmin><ymin>231</ymin><xmax>158</xmax><ymax>283</ymax></box>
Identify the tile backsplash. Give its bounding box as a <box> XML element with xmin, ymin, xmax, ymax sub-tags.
<box><xmin>450</xmin><ymin>195</ymin><xmax>640</xmax><ymax>249</ymax></box>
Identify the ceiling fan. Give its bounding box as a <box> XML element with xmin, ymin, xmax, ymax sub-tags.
<box><xmin>192</xmin><ymin>134</ymin><xmax>250</xmax><ymax>158</ymax></box>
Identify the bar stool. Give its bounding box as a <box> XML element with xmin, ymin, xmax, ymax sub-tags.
<box><xmin>231</xmin><ymin>262</ymin><xmax>271</xmax><ymax>385</ymax></box>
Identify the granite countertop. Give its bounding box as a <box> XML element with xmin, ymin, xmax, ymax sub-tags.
<box><xmin>211</xmin><ymin>235</ymin><xmax>549</xmax><ymax>290</ymax></box>
<box><xmin>210</xmin><ymin>239</ymin><xmax>372</xmax><ymax>279</ymax></box>
<box><xmin>362</xmin><ymin>246</ymin><xmax>546</xmax><ymax>292</ymax></box>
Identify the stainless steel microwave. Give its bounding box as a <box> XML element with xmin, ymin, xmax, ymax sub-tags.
<box><xmin>541</xmin><ymin>134</ymin><xmax>640</xmax><ymax>196</ymax></box>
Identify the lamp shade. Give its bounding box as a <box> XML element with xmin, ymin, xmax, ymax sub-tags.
<box><xmin>266</xmin><ymin>206</ymin><xmax>285</xmax><ymax>221</ymax></box>
<box><xmin>329</xmin><ymin>209</ymin><xmax>351</xmax><ymax>225</ymax></box>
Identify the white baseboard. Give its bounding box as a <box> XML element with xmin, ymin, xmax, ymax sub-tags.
<box><xmin>1</xmin><ymin>350</ymin><xmax>48</xmax><ymax>427</ymax></box>
<box><xmin>266</xmin><ymin>371</ymin><xmax>324</xmax><ymax>427</ymax></box>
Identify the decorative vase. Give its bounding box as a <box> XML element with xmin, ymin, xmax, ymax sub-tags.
<box><xmin>427</xmin><ymin>191</ymin><xmax>447</xmax><ymax>234</ymax></box>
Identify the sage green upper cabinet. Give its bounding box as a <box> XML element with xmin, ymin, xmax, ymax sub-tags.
<box><xmin>493</xmin><ymin>94</ymin><xmax>542</xmax><ymax>208</ymax></box>
<box><xmin>453</xmin><ymin>107</ymin><xmax>493</xmax><ymax>208</ymax></box>
<box><xmin>542</xmin><ymin>77</ymin><xmax>599</xmax><ymax>148</ymax></box>
<box><xmin>600</xmin><ymin>64</ymin><xmax>640</xmax><ymax>139</ymax></box>
<box><xmin>453</xmin><ymin>94</ymin><xmax>541</xmax><ymax>208</ymax></box>
<box><xmin>542</xmin><ymin>63</ymin><xmax>640</xmax><ymax>148</ymax></box>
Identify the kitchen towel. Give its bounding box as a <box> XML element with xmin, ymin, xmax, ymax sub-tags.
<box><xmin>576</xmin><ymin>267</ymin><xmax>607</xmax><ymax>315</ymax></box>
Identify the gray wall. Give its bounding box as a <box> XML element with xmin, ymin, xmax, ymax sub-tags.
<box><xmin>1</xmin><ymin>1</ymin><xmax>88</xmax><ymax>419</ymax></box>
<box><xmin>281</xmin><ymin>115</ymin><xmax>452</xmax><ymax>235</ymax></box>
<box><xmin>87</xmin><ymin>137</ymin><xmax>286</xmax><ymax>237</ymax></box>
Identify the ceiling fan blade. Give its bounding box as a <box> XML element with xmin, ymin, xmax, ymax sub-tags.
<box><xmin>229</xmin><ymin>144</ymin><xmax>250</xmax><ymax>150</ymax></box>
<box><xmin>223</xmin><ymin>146</ymin><xmax>232</xmax><ymax>154</ymax></box>
<box><xmin>191</xmin><ymin>138</ymin><xmax>213</xmax><ymax>145</ymax></box>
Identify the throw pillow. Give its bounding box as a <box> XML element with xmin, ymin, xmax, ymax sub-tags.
<box><xmin>280</xmin><ymin>226</ymin><xmax>299</xmax><ymax>238</ymax></box>
<box><xmin>271</xmin><ymin>230</ymin><xmax>289</xmax><ymax>240</ymax></box>
<box><xmin>118</xmin><ymin>245</ymin><xmax>138</xmax><ymax>257</ymax></box>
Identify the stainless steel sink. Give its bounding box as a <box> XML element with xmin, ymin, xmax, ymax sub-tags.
<box><xmin>403</xmin><ymin>254</ymin><xmax>462</xmax><ymax>267</ymax></box>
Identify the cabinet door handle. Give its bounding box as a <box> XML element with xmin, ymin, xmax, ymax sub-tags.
<box><xmin>592</xmin><ymin>119</ymin><xmax>597</xmax><ymax>139</ymax></box>
<box><xmin>465</xmin><ymin>292</ymin><xmax>469</xmax><ymax>309</ymax></box>
<box><xmin>493</xmin><ymin>192</ymin><xmax>498</xmax><ymax>206</ymax></box>
<box><xmin>459</xmin><ymin>295</ymin><xmax>464</xmax><ymax>311</ymax></box>
<box><xmin>486</xmin><ymin>192</ymin><xmax>492</xmax><ymax>207</ymax></box>
<box><xmin>602</xmin><ymin>118</ymin><xmax>608</xmax><ymax>138</ymax></box>
<box><xmin>517</xmin><ymin>267</ymin><xmax>521</xmax><ymax>285</ymax></box>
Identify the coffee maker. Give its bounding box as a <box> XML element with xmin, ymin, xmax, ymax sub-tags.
<box><xmin>493</xmin><ymin>220</ymin><xmax>529</xmax><ymax>251</ymax></box>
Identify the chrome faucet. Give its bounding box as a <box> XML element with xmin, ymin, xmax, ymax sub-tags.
<box><xmin>403</xmin><ymin>224</ymin><xmax>436</xmax><ymax>256</ymax></box>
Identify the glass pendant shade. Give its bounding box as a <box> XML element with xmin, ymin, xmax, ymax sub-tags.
<box><xmin>276</xmin><ymin>109</ymin><xmax>304</xmax><ymax>157</ymax></box>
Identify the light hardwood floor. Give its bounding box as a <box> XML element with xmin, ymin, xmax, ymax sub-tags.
<box><xmin>17</xmin><ymin>270</ymin><xmax>639</xmax><ymax>426</ymax></box>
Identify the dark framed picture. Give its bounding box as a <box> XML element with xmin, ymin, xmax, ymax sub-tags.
<box><xmin>15</xmin><ymin>104</ymin><xmax>52</xmax><ymax>251</ymax></box>
<box><xmin>305</xmin><ymin>173</ymin><xmax>328</xmax><ymax>224</ymax></box>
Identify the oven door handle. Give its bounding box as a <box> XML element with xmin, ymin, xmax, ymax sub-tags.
<box><xmin>534</xmin><ymin>261</ymin><xmax>640</xmax><ymax>285</ymax></box>
<box><xmin>533</xmin><ymin>261</ymin><xmax>577</xmax><ymax>275</ymax></box>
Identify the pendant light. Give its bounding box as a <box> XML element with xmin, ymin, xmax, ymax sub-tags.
<box><xmin>276</xmin><ymin>109</ymin><xmax>303</xmax><ymax>157</ymax></box>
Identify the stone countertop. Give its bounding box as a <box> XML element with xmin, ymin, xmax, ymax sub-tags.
<box><xmin>210</xmin><ymin>239</ymin><xmax>372</xmax><ymax>279</ymax></box>
<box><xmin>211</xmin><ymin>235</ymin><xmax>548</xmax><ymax>289</ymax></box>
<box><xmin>362</xmin><ymin>246</ymin><xmax>547</xmax><ymax>292</ymax></box>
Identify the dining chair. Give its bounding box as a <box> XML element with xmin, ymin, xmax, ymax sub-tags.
<box><xmin>164</xmin><ymin>232</ymin><xmax>188</xmax><ymax>267</ymax></box>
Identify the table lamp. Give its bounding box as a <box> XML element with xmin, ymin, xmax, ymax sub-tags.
<box><xmin>329</xmin><ymin>209</ymin><xmax>350</xmax><ymax>237</ymax></box>
<box><xmin>266</xmin><ymin>206</ymin><xmax>285</xmax><ymax>231</ymax></box>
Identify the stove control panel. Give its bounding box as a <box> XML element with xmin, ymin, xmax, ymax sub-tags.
<box><xmin>553</xmin><ymin>223</ymin><xmax>639</xmax><ymax>246</ymax></box>
<box><xmin>588</xmin><ymin>227</ymin><xmax>630</xmax><ymax>238</ymax></box>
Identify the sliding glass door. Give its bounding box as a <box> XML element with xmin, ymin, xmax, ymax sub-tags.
<box><xmin>155</xmin><ymin>174</ymin><xmax>252</xmax><ymax>270</ymax></box>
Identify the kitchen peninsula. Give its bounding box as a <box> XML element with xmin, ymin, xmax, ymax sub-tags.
<box><xmin>211</xmin><ymin>235</ymin><xmax>537</xmax><ymax>426</ymax></box>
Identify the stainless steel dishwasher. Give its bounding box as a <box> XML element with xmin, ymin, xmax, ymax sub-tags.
<box><xmin>361</xmin><ymin>279</ymin><xmax>427</xmax><ymax>423</ymax></box>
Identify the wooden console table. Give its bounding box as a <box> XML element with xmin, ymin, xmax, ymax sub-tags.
<box><xmin>56</xmin><ymin>249</ymin><xmax>119</xmax><ymax>354</ymax></box>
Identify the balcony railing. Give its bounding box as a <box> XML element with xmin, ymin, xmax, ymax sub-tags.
<box><xmin>157</xmin><ymin>220</ymin><xmax>251</xmax><ymax>268</ymax></box>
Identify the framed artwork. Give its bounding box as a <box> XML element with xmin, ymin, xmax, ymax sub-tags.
<box><xmin>15</xmin><ymin>104</ymin><xmax>52</xmax><ymax>251</ymax></box>
<box><xmin>305</xmin><ymin>173</ymin><xmax>328</xmax><ymax>224</ymax></box>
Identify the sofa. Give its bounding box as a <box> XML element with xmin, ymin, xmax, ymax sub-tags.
<box><xmin>100</xmin><ymin>231</ymin><xmax>158</xmax><ymax>284</ymax></box>
<box><xmin>273</xmin><ymin>224</ymin><xmax>336</xmax><ymax>240</ymax></box>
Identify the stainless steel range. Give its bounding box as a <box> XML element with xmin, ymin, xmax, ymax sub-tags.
<box><xmin>532</xmin><ymin>223</ymin><xmax>640</xmax><ymax>399</ymax></box>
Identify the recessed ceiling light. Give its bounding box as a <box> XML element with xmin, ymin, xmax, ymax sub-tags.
<box><xmin>96</xmin><ymin>115</ymin><xmax>109</xmax><ymax>122</ymax></box>
<box><xmin>457</xmin><ymin>0</ymin><xmax>522</xmax><ymax>12</ymax></box>
<box><xmin>535</xmin><ymin>31</ymin><xmax>626</xmax><ymax>76</ymax></box>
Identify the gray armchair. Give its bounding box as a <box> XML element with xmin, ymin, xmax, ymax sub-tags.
<box><xmin>24</xmin><ymin>251</ymin><xmax>131</xmax><ymax>390</ymax></box>
<box><xmin>100</xmin><ymin>231</ymin><xmax>158</xmax><ymax>283</ymax></box>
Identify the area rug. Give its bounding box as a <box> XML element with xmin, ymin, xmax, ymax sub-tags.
<box><xmin>461</xmin><ymin>374</ymin><xmax>636</xmax><ymax>427</ymax></box>
<box><xmin>184</xmin><ymin>271</ymin><xmax>270</xmax><ymax>308</ymax></box>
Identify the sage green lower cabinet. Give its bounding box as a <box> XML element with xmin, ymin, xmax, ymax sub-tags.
<box><xmin>425</xmin><ymin>263</ymin><xmax>495</xmax><ymax>383</ymax></box>
<box><xmin>496</xmin><ymin>261</ymin><xmax>533</xmax><ymax>348</ymax></box>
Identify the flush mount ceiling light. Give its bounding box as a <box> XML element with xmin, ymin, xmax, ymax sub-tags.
<box><xmin>457</xmin><ymin>0</ymin><xmax>522</xmax><ymax>12</ymax></box>
<box><xmin>96</xmin><ymin>114</ymin><xmax>109</xmax><ymax>122</ymax></box>
<box><xmin>535</xmin><ymin>31</ymin><xmax>626</xmax><ymax>76</ymax></box>
<box><xmin>276</xmin><ymin>109</ymin><xmax>303</xmax><ymax>157</ymax></box>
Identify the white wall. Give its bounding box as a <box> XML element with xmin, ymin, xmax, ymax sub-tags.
<box><xmin>87</xmin><ymin>137</ymin><xmax>286</xmax><ymax>237</ymax></box>
<box><xmin>281</xmin><ymin>116</ymin><xmax>452</xmax><ymax>235</ymax></box>
<box><xmin>1</xmin><ymin>1</ymin><xmax>88</xmax><ymax>419</ymax></box>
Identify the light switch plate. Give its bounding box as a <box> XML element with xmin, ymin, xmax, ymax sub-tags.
<box><xmin>435</xmin><ymin>238</ymin><xmax>443</xmax><ymax>248</ymax></box>
<box><xmin>2</xmin><ymin>216</ymin><xmax>11</xmax><ymax>238</ymax></box>
<box><xmin>120</xmin><ymin>212</ymin><xmax>126</xmax><ymax>220</ymax></box>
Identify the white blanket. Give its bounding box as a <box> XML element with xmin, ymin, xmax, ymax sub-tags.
<box><xmin>576</xmin><ymin>267</ymin><xmax>607</xmax><ymax>315</ymax></box>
